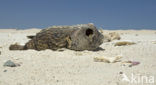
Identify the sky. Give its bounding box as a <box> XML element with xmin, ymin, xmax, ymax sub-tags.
<box><xmin>0</xmin><ymin>0</ymin><xmax>156</xmax><ymax>29</ymax></box>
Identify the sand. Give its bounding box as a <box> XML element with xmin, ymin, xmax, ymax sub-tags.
<box><xmin>0</xmin><ymin>29</ymin><xmax>156</xmax><ymax>85</ymax></box>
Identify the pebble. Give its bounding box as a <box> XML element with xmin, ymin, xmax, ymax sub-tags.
<box><xmin>3</xmin><ymin>60</ymin><xmax>17</xmax><ymax>67</ymax></box>
<box><xmin>119</xmin><ymin>71</ymin><xmax>123</xmax><ymax>74</ymax></box>
<box><xmin>135</xmin><ymin>34</ymin><xmax>138</xmax><ymax>36</ymax></box>
<box><xmin>129</xmin><ymin>61</ymin><xmax>140</xmax><ymax>67</ymax></box>
<box><xmin>56</xmin><ymin>80</ymin><xmax>59</xmax><ymax>82</ymax></box>
<box><xmin>3</xmin><ymin>70</ymin><xmax>7</xmax><ymax>72</ymax></box>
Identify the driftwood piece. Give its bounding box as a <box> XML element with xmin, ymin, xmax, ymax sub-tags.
<box><xmin>9</xmin><ymin>23</ymin><xmax>104</xmax><ymax>51</ymax></box>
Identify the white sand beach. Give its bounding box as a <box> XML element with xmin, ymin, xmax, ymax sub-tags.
<box><xmin>0</xmin><ymin>29</ymin><xmax>156</xmax><ymax>85</ymax></box>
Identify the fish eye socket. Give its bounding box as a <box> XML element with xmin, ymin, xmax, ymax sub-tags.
<box><xmin>86</xmin><ymin>28</ymin><xmax>93</xmax><ymax>36</ymax></box>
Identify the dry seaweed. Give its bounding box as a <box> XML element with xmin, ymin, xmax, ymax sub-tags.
<box><xmin>114</xmin><ymin>41</ymin><xmax>136</xmax><ymax>46</ymax></box>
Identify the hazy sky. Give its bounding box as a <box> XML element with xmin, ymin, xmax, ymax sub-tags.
<box><xmin>0</xmin><ymin>0</ymin><xmax>156</xmax><ymax>29</ymax></box>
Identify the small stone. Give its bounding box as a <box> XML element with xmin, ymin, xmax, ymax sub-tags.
<box><xmin>56</xmin><ymin>80</ymin><xmax>59</xmax><ymax>82</ymax></box>
<box><xmin>119</xmin><ymin>72</ymin><xmax>123</xmax><ymax>74</ymax></box>
<box><xmin>3</xmin><ymin>70</ymin><xmax>7</xmax><ymax>72</ymax></box>
<box><xmin>3</xmin><ymin>60</ymin><xmax>16</xmax><ymax>67</ymax></box>
<box><xmin>129</xmin><ymin>61</ymin><xmax>140</xmax><ymax>67</ymax></box>
<box><xmin>135</xmin><ymin>34</ymin><xmax>138</xmax><ymax>36</ymax></box>
<box><xmin>17</xmin><ymin>83</ymin><xmax>22</xmax><ymax>85</ymax></box>
<box><xmin>53</xmin><ymin>76</ymin><xmax>55</xmax><ymax>78</ymax></box>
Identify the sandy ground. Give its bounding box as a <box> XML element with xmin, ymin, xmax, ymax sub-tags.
<box><xmin>0</xmin><ymin>29</ymin><xmax>156</xmax><ymax>85</ymax></box>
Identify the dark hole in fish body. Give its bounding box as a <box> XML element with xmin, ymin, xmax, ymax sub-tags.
<box><xmin>86</xmin><ymin>28</ymin><xmax>93</xmax><ymax>36</ymax></box>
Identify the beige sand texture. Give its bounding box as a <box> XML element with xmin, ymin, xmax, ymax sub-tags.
<box><xmin>0</xmin><ymin>29</ymin><xmax>156</xmax><ymax>85</ymax></box>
